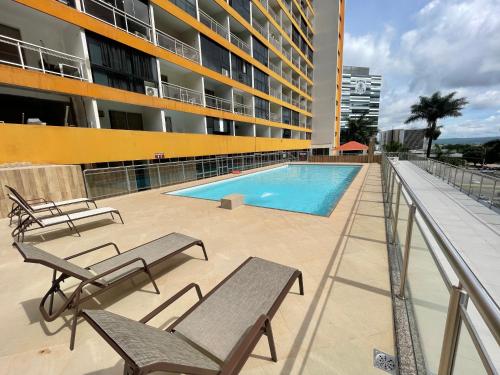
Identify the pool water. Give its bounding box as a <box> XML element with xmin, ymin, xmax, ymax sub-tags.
<box><xmin>168</xmin><ymin>164</ymin><xmax>361</xmax><ymax>216</ymax></box>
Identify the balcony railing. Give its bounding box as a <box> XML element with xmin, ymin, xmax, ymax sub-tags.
<box><xmin>252</xmin><ymin>19</ymin><xmax>267</xmax><ymax>38</ymax></box>
<box><xmin>282</xmin><ymin>48</ymin><xmax>291</xmax><ymax>61</ymax></box>
<box><xmin>282</xmin><ymin>93</ymin><xmax>292</xmax><ymax>103</ymax></box>
<box><xmin>0</xmin><ymin>34</ymin><xmax>87</xmax><ymax>80</ymax></box>
<box><xmin>381</xmin><ymin>153</ymin><xmax>500</xmax><ymax>375</ymax></box>
<box><xmin>270</xmin><ymin>87</ymin><xmax>281</xmax><ymax>99</ymax></box>
<box><xmin>270</xmin><ymin>112</ymin><xmax>281</xmax><ymax>122</ymax></box>
<box><xmin>156</xmin><ymin>30</ymin><xmax>200</xmax><ymax>63</ymax></box>
<box><xmin>233</xmin><ymin>102</ymin><xmax>253</xmax><ymax>116</ymax></box>
<box><xmin>161</xmin><ymin>81</ymin><xmax>203</xmax><ymax>106</ymax></box>
<box><xmin>205</xmin><ymin>94</ymin><xmax>232</xmax><ymax>112</ymax></box>
<box><xmin>81</xmin><ymin>0</ymin><xmax>152</xmax><ymax>41</ymax></box>
<box><xmin>170</xmin><ymin>0</ymin><xmax>197</xmax><ymax>18</ymax></box>
<box><xmin>269</xmin><ymin>61</ymin><xmax>281</xmax><ymax>75</ymax></box>
<box><xmin>269</xmin><ymin>34</ymin><xmax>282</xmax><ymax>51</ymax></box>
<box><xmin>268</xmin><ymin>7</ymin><xmax>281</xmax><ymax>27</ymax></box>
<box><xmin>199</xmin><ymin>10</ymin><xmax>228</xmax><ymax>39</ymax></box>
<box><xmin>230</xmin><ymin>33</ymin><xmax>250</xmax><ymax>54</ymax></box>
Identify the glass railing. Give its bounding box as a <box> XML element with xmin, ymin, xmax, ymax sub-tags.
<box><xmin>233</xmin><ymin>102</ymin><xmax>253</xmax><ymax>116</ymax></box>
<box><xmin>409</xmin><ymin>155</ymin><xmax>499</xmax><ymax>209</ymax></box>
<box><xmin>199</xmin><ymin>10</ymin><xmax>229</xmax><ymax>39</ymax></box>
<box><xmin>229</xmin><ymin>32</ymin><xmax>250</xmax><ymax>54</ymax></box>
<box><xmin>252</xmin><ymin>18</ymin><xmax>267</xmax><ymax>38</ymax></box>
<box><xmin>155</xmin><ymin>30</ymin><xmax>200</xmax><ymax>63</ymax></box>
<box><xmin>270</xmin><ymin>112</ymin><xmax>281</xmax><ymax>122</ymax></box>
<box><xmin>161</xmin><ymin>81</ymin><xmax>203</xmax><ymax>106</ymax></box>
<box><xmin>204</xmin><ymin>94</ymin><xmax>232</xmax><ymax>112</ymax></box>
<box><xmin>381</xmin><ymin>153</ymin><xmax>499</xmax><ymax>375</ymax></box>
<box><xmin>0</xmin><ymin>34</ymin><xmax>87</xmax><ymax>80</ymax></box>
<box><xmin>81</xmin><ymin>0</ymin><xmax>152</xmax><ymax>41</ymax></box>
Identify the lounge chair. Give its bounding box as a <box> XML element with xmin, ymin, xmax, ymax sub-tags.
<box><xmin>83</xmin><ymin>257</ymin><xmax>304</xmax><ymax>374</ymax></box>
<box><xmin>5</xmin><ymin>185</ymin><xmax>97</xmax><ymax>225</ymax></box>
<box><xmin>8</xmin><ymin>194</ymin><xmax>123</xmax><ymax>241</ymax></box>
<box><xmin>13</xmin><ymin>233</ymin><xmax>208</xmax><ymax>350</ymax></box>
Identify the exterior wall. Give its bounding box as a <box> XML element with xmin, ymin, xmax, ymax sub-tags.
<box><xmin>311</xmin><ymin>0</ymin><xmax>342</xmax><ymax>154</ymax></box>
<box><xmin>0</xmin><ymin>124</ymin><xmax>310</xmax><ymax>164</ymax></box>
<box><xmin>0</xmin><ymin>164</ymin><xmax>85</xmax><ymax>217</ymax></box>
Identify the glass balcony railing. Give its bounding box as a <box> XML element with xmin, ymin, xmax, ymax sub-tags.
<box><xmin>199</xmin><ymin>10</ymin><xmax>229</xmax><ymax>40</ymax></box>
<box><xmin>0</xmin><ymin>34</ymin><xmax>87</xmax><ymax>80</ymax></box>
<box><xmin>156</xmin><ymin>30</ymin><xmax>200</xmax><ymax>63</ymax></box>
<box><xmin>229</xmin><ymin>33</ymin><xmax>250</xmax><ymax>55</ymax></box>
<box><xmin>252</xmin><ymin>19</ymin><xmax>267</xmax><ymax>38</ymax></box>
<box><xmin>270</xmin><ymin>112</ymin><xmax>281</xmax><ymax>122</ymax></box>
<box><xmin>381</xmin><ymin>153</ymin><xmax>500</xmax><ymax>375</ymax></box>
<box><xmin>81</xmin><ymin>0</ymin><xmax>152</xmax><ymax>41</ymax></box>
<box><xmin>205</xmin><ymin>94</ymin><xmax>232</xmax><ymax>112</ymax></box>
<box><xmin>233</xmin><ymin>102</ymin><xmax>253</xmax><ymax>116</ymax></box>
<box><xmin>161</xmin><ymin>81</ymin><xmax>203</xmax><ymax>106</ymax></box>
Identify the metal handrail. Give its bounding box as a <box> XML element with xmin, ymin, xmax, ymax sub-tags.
<box><xmin>383</xmin><ymin>154</ymin><xmax>500</xmax><ymax>350</ymax></box>
<box><xmin>0</xmin><ymin>34</ymin><xmax>87</xmax><ymax>80</ymax></box>
<box><xmin>233</xmin><ymin>102</ymin><xmax>253</xmax><ymax>116</ymax></box>
<box><xmin>199</xmin><ymin>10</ymin><xmax>228</xmax><ymax>39</ymax></box>
<box><xmin>161</xmin><ymin>81</ymin><xmax>203</xmax><ymax>106</ymax></box>
<box><xmin>252</xmin><ymin>18</ymin><xmax>267</xmax><ymax>38</ymax></box>
<box><xmin>155</xmin><ymin>30</ymin><xmax>200</xmax><ymax>63</ymax></box>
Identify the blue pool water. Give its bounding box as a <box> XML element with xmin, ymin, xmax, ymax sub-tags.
<box><xmin>168</xmin><ymin>164</ymin><xmax>361</xmax><ymax>216</ymax></box>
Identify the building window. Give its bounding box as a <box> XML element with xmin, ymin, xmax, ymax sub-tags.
<box><xmin>109</xmin><ymin>110</ymin><xmax>143</xmax><ymax>130</ymax></box>
<box><xmin>283</xmin><ymin>129</ymin><xmax>291</xmax><ymax>138</ymax></box>
<box><xmin>86</xmin><ymin>32</ymin><xmax>157</xmax><ymax>94</ymax></box>
<box><xmin>254</xmin><ymin>97</ymin><xmax>269</xmax><ymax>120</ymax></box>
<box><xmin>254</xmin><ymin>68</ymin><xmax>269</xmax><ymax>93</ymax></box>
<box><xmin>200</xmin><ymin>35</ymin><xmax>230</xmax><ymax>75</ymax></box>
<box><xmin>231</xmin><ymin>54</ymin><xmax>252</xmax><ymax>86</ymax></box>
<box><xmin>207</xmin><ymin>117</ymin><xmax>232</xmax><ymax>135</ymax></box>
<box><xmin>282</xmin><ymin>107</ymin><xmax>291</xmax><ymax>124</ymax></box>
<box><xmin>252</xmin><ymin>37</ymin><xmax>268</xmax><ymax>66</ymax></box>
<box><xmin>292</xmin><ymin>110</ymin><xmax>299</xmax><ymax>125</ymax></box>
<box><xmin>229</xmin><ymin>0</ymin><xmax>250</xmax><ymax>22</ymax></box>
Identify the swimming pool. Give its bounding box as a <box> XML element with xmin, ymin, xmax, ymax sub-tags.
<box><xmin>168</xmin><ymin>164</ymin><xmax>361</xmax><ymax>216</ymax></box>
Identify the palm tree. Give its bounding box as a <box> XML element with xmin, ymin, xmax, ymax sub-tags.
<box><xmin>343</xmin><ymin>114</ymin><xmax>378</xmax><ymax>145</ymax></box>
<box><xmin>405</xmin><ymin>91</ymin><xmax>467</xmax><ymax>157</ymax></box>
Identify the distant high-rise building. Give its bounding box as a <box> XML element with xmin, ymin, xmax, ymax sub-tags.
<box><xmin>380</xmin><ymin>128</ymin><xmax>427</xmax><ymax>151</ymax></box>
<box><xmin>340</xmin><ymin>66</ymin><xmax>381</xmax><ymax>132</ymax></box>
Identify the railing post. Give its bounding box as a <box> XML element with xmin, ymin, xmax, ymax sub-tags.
<box><xmin>39</xmin><ymin>49</ymin><xmax>45</xmax><ymax>73</ymax></box>
<box><xmin>125</xmin><ymin>167</ymin><xmax>131</xmax><ymax>194</ymax></box>
<box><xmin>460</xmin><ymin>169</ymin><xmax>465</xmax><ymax>192</ymax></box>
<box><xmin>157</xmin><ymin>164</ymin><xmax>162</xmax><ymax>186</ymax></box>
<box><xmin>438</xmin><ymin>285</ymin><xmax>463</xmax><ymax>375</ymax></box>
<box><xmin>388</xmin><ymin>171</ymin><xmax>396</xmax><ymax>219</ymax></box>
<box><xmin>453</xmin><ymin>168</ymin><xmax>458</xmax><ymax>187</ymax></box>
<box><xmin>398</xmin><ymin>204</ymin><xmax>416</xmax><ymax>299</ymax></box>
<box><xmin>392</xmin><ymin>182</ymin><xmax>402</xmax><ymax>245</ymax></box>
<box><xmin>468</xmin><ymin>172</ymin><xmax>474</xmax><ymax>195</ymax></box>
<box><xmin>491</xmin><ymin>180</ymin><xmax>497</xmax><ymax>209</ymax></box>
<box><xmin>478</xmin><ymin>176</ymin><xmax>484</xmax><ymax>199</ymax></box>
<box><xmin>17</xmin><ymin>42</ymin><xmax>25</xmax><ymax>68</ymax></box>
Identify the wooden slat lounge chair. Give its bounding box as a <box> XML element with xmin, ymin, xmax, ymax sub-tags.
<box><xmin>83</xmin><ymin>257</ymin><xmax>304</xmax><ymax>375</ymax></box>
<box><xmin>5</xmin><ymin>185</ymin><xmax>97</xmax><ymax>225</ymax></box>
<box><xmin>13</xmin><ymin>233</ymin><xmax>208</xmax><ymax>350</ymax></box>
<box><xmin>8</xmin><ymin>194</ymin><xmax>123</xmax><ymax>241</ymax></box>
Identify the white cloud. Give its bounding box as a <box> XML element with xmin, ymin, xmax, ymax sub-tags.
<box><xmin>344</xmin><ymin>0</ymin><xmax>500</xmax><ymax>137</ymax></box>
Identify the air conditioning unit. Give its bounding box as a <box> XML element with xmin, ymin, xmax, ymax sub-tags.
<box><xmin>145</xmin><ymin>86</ymin><xmax>159</xmax><ymax>97</ymax></box>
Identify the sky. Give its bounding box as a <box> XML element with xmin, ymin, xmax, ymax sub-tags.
<box><xmin>343</xmin><ymin>0</ymin><xmax>500</xmax><ymax>139</ymax></box>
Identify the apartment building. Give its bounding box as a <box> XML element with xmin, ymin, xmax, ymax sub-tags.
<box><xmin>340</xmin><ymin>66</ymin><xmax>381</xmax><ymax>131</ymax></box>
<box><xmin>0</xmin><ymin>0</ymin><xmax>336</xmax><ymax>168</ymax></box>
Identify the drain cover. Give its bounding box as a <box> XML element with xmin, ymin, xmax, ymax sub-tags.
<box><xmin>373</xmin><ymin>349</ymin><xmax>397</xmax><ymax>374</ymax></box>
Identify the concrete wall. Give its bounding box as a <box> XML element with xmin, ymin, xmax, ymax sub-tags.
<box><xmin>0</xmin><ymin>164</ymin><xmax>86</xmax><ymax>218</ymax></box>
<box><xmin>311</xmin><ymin>0</ymin><xmax>341</xmax><ymax>151</ymax></box>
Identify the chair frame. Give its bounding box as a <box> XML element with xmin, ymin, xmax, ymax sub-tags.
<box><xmin>13</xmin><ymin>237</ymin><xmax>208</xmax><ymax>350</ymax></box>
<box><xmin>5</xmin><ymin>185</ymin><xmax>97</xmax><ymax>225</ymax></box>
<box><xmin>84</xmin><ymin>257</ymin><xmax>303</xmax><ymax>375</ymax></box>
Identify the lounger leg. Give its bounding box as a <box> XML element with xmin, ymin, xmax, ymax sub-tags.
<box><xmin>123</xmin><ymin>363</ymin><xmax>140</xmax><ymax>375</ymax></box>
<box><xmin>198</xmin><ymin>241</ymin><xmax>208</xmax><ymax>261</ymax></box>
<box><xmin>144</xmin><ymin>268</ymin><xmax>160</xmax><ymax>294</ymax></box>
<box><xmin>116</xmin><ymin>212</ymin><xmax>124</xmax><ymax>224</ymax></box>
<box><xmin>85</xmin><ymin>201</ymin><xmax>90</xmax><ymax>209</ymax></box>
<box><xmin>68</xmin><ymin>220</ymin><xmax>80</xmax><ymax>237</ymax></box>
<box><xmin>298</xmin><ymin>272</ymin><xmax>304</xmax><ymax>296</ymax></box>
<box><xmin>48</xmin><ymin>270</ymin><xmax>57</xmax><ymax>315</ymax></box>
<box><xmin>69</xmin><ymin>289</ymin><xmax>82</xmax><ymax>351</ymax></box>
<box><xmin>264</xmin><ymin>319</ymin><xmax>278</xmax><ymax>362</ymax></box>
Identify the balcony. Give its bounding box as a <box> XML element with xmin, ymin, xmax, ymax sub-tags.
<box><xmin>268</xmin><ymin>61</ymin><xmax>281</xmax><ymax>75</ymax></box>
<box><xmin>252</xmin><ymin>18</ymin><xmax>268</xmax><ymax>38</ymax></box>
<box><xmin>268</xmin><ymin>7</ymin><xmax>282</xmax><ymax>27</ymax></box>
<box><xmin>0</xmin><ymin>34</ymin><xmax>87</xmax><ymax>80</ymax></box>
<box><xmin>270</xmin><ymin>111</ymin><xmax>281</xmax><ymax>122</ymax></box>
<box><xmin>233</xmin><ymin>101</ymin><xmax>253</xmax><ymax>116</ymax></box>
<box><xmin>170</xmin><ymin>0</ymin><xmax>197</xmax><ymax>18</ymax></box>
<box><xmin>270</xmin><ymin>86</ymin><xmax>282</xmax><ymax>99</ymax></box>
<box><xmin>81</xmin><ymin>0</ymin><xmax>152</xmax><ymax>41</ymax></box>
<box><xmin>199</xmin><ymin>10</ymin><xmax>229</xmax><ymax>40</ymax></box>
<box><xmin>156</xmin><ymin>30</ymin><xmax>200</xmax><ymax>63</ymax></box>
<box><xmin>161</xmin><ymin>81</ymin><xmax>203</xmax><ymax>106</ymax></box>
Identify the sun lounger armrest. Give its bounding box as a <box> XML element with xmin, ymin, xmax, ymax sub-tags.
<box><xmin>43</xmin><ymin>200</ymin><xmax>63</xmax><ymax>215</ymax></box>
<box><xmin>65</xmin><ymin>243</ymin><xmax>121</xmax><ymax>261</ymax></box>
<box><xmin>221</xmin><ymin>314</ymin><xmax>274</xmax><ymax>375</ymax></box>
<box><xmin>140</xmin><ymin>283</ymin><xmax>203</xmax><ymax>324</ymax></box>
<box><xmin>26</xmin><ymin>197</ymin><xmax>47</xmax><ymax>203</ymax></box>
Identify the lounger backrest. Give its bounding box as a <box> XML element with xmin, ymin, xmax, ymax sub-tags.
<box><xmin>173</xmin><ymin>257</ymin><xmax>297</xmax><ymax>362</ymax></box>
<box><xmin>7</xmin><ymin>194</ymin><xmax>44</xmax><ymax>226</ymax></box>
<box><xmin>5</xmin><ymin>185</ymin><xmax>33</xmax><ymax>210</ymax></box>
<box><xmin>13</xmin><ymin>242</ymin><xmax>94</xmax><ymax>281</ymax></box>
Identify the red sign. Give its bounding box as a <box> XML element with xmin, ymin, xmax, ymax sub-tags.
<box><xmin>154</xmin><ymin>152</ymin><xmax>165</xmax><ymax>159</ymax></box>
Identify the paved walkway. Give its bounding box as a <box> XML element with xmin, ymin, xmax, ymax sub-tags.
<box><xmin>394</xmin><ymin>161</ymin><xmax>500</xmax><ymax>306</ymax></box>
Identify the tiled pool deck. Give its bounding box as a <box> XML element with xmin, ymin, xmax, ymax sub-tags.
<box><xmin>0</xmin><ymin>163</ymin><xmax>394</xmax><ymax>374</ymax></box>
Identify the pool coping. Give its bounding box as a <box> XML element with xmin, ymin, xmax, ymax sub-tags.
<box><xmin>162</xmin><ymin>162</ymin><xmax>364</xmax><ymax>218</ymax></box>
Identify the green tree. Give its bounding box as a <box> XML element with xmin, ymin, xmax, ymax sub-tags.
<box><xmin>484</xmin><ymin>140</ymin><xmax>500</xmax><ymax>164</ymax></box>
<box><xmin>462</xmin><ymin>146</ymin><xmax>484</xmax><ymax>166</ymax></box>
<box><xmin>343</xmin><ymin>114</ymin><xmax>378</xmax><ymax>145</ymax></box>
<box><xmin>383</xmin><ymin>141</ymin><xmax>407</xmax><ymax>153</ymax></box>
<box><xmin>405</xmin><ymin>92</ymin><xmax>468</xmax><ymax>158</ymax></box>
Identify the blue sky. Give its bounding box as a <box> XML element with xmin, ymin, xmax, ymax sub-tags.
<box><xmin>343</xmin><ymin>0</ymin><xmax>500</xmax><ymax>139</ymax></box>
